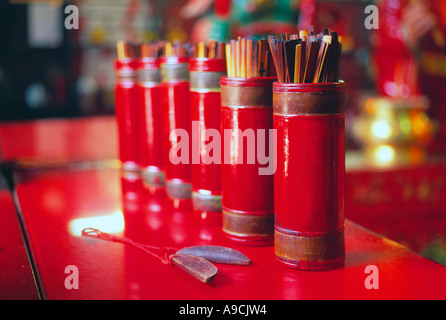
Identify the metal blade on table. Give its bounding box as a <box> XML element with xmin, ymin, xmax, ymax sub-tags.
<box><xmin>176</xmin><ymin>245</ymin><xmax>251</xmax><ymax>266</ymax></box>
<box><xmin>171</xmin><ymin>254</ymin><xmax>218</xmax><ymax>283</ymax></box>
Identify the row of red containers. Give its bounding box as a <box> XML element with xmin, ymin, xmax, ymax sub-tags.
<box><xmin>115</xmin><ymin>55</ymin><xmax>345</xmax><ymax>270</ymax></box>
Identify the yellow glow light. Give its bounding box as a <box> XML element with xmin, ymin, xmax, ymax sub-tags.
<box><xmin>68</xmin><ymin>211</ymin><xmax>125</xmax><ymax>237</ymax></box>
<box><xmin>374</xmin><ymin>145</ymin><xmax>395</xmax><ymax>164</ymax></box>
<box><xmin>371</xmin><ymin>121</ymin><xmax>392</xmax><ymax>139</ymax></box>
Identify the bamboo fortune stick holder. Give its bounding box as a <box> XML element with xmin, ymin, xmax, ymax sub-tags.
<box><xmin>190</xmin><ymin>58</ymin><xmax>227</xmax><ymax>212</ymax></box>
<box><xmin>220</xmin><ymin>76</ymin><xmax>276</xmax><ymax>246</ymax></box>
<box><xmin>160</xmin><ymin>56</ymin><xmax>192</xmax><ymax>200</ymax></box>
<box><xmin>273</xmin><ymin>81</ymin><xmax>346</xmax><ymax>270</ymax></box>
<box><xmin>136</xmin><ymin>57</ymin><xmax>165</xmax><ymax>188</ymax></box>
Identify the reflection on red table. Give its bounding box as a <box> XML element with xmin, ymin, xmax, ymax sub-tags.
<box><xmin>14</xmin><ymin>167</ymin><xmax>446</xmax><ymax>300</ymax></box>
<box><xmin>0</xmin><ymin>116</ymin><xmax>117</xmax><ymax>163</ymax></box>
<box><xmin>0</xmin><ymin>176</ymin><xmax>39</xmax><ymax>300</ymax></box>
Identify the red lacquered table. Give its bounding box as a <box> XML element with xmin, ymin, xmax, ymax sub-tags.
<box><xmin>345</xmin><ymin>153</ymin><xmax>446</xmax><ymax>253</ymax></box>
<box><xmin>12</xmin><ymin>167</ymin><xmax>446</xmax><ymax>300</ymax></box>
<box><xmin>0</xmin><ymin>116</ymin><xmax>117</xmax><ymax>164</ymax></box>
<box><xmin>3</xmin><ymin>117</ymin><xmax>446</xmax><ymax>300</ymax></box>
<box><xmin>0</xmin><ymin>116</ymin><xmax>117</xmax><ymax>300</ymax></box>
<box><xmin>0</xmin><ymin>175</ymin><xmax>39</xmax><ymax>300</ymax></box>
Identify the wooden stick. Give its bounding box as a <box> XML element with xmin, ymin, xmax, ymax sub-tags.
<box><xmin>258</xmin><ymin>39</ymin><xmax>269</xmax><ymax>77</ymax></box>
<box><xmin>208</xmin><ymin>41</ymin><xmax>215</xmax><ymax>58</ymax></box>
<box><xmin>294</xmin><ymin>43</ymin><xmax>301</xmax><ymax>83</ymax></box>
<box><xmin>251</xmin><ymin>40</ymin><xmax>259</xmax><ymax>77</ymax></box>
<box><xmin>300</xmin><ymin>40</ymin><xmax>306</xmax><ymax>83</ymax></box>
<box><xmin>267</xmin><ymin>48</ymin><xmax>276</xmax><ymax>77</ymax></box>
<box><xmin>197</xmin><ymin>42</ymin><xmax>205</xmax><ymax>58</ymax></box>
<box><xmin>230</xmin><ymin>40</ymin><xmax>236</xmax><ymax>77</ymax></box>
<box><xmin>241</xmin><ymin>38</ymin><xmax>246</xmax><ymax>77</ymax></box>
<box><xmin>326</xmin><ymin>33</ymin><xmax>339</xmax><ymax>82</ymax></box>
<box><xmin>165</xmin><ymin>42</ymin><xmax>172</xmax><ymax>56</ymax></box>
<box><xmin>303</xmin><ymin>39</ymin><xmax>319</xmax><ymax>83</ymax></box>
<box><xmin>217</xmin><ymin>42</ymin><xmax>225</xmax><ymax>59</ymax></box>
<box><xmin>225</xmin><ymin>43</ymin><xmax>233</xmax><ymax>77</ymax></box>
<box><xmin>268</xmin><ymin>38</ymin><xmax>279</xmax><ymax>81</ymax></box>
<box><xmin>235</xmin><ymin>40</ymin><xmax>240</xmax><ymax>77</ymax></box>
<box><xmin>313</xmin><ymin>35</ymin><xmax>331</xmax><ymax>83</ymax></box>
<box><xmin>246</xmin><ymin>39</ymin><xmax>252</xmax><ymax>77</ymax></box>
<box><xmin>279</xmin><ymin>40</ymin><xmax>287</xmax><ymax>82</ymax></box>
<box><xmin>285</xmin><ymin>39</ymin><xmax>299</xmax><ymax>83</ymax></box>
<box><xmin>116</xmin><ymin>41</ymin><xmax>126</xmax><ymax>59</ymax></box>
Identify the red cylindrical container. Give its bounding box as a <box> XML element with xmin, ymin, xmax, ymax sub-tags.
<box><xmin>220</xmin><ymin>76</ymin><xmax>276</xmax><ymax>245</ymax></box>
<box><xmin>273</xmin><ymin>81</ymin><xmax>346</xmax><ymax>270</ymax></box>
<box><xmin>115</xmin><ymin>58</ymin><xmax>140</xmax><ymax>173</ymax></box>
<box><xmin>160</xmin><ymin>56</ymin><xmax>192</xmax><ymax>200</ymax></box>
<box><xmin>189</xmin><ymin>58</ymin><xmax>227</xmax><ymax>212</ymax></box>
<box><xmin>136</xmin><ymin>57</ymin><xmax>164</xmax><ymax>189</ymax></box>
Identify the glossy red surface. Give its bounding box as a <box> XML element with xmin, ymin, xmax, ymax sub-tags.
<box><xmin>345</xmin><ymin>155</ymin><xmax>446</xmax><ymax>254</ymax></box>
<box><xmin>274</xmin><ymin>114</ymin><xmax>345</xmax><ymax>235</ymax></box>
<box><xmin>190</xmin><ymin>91</ymin><xmax>222</xmax><ymax>197</ymax></box>
<box><xmin>220</xmin><ymin>77</ymin><xmax>275</xmax><ymax>245</ymax></box>
<box><xmin>221</xmin><ymin>106</ymin><xmax>274</xmax><ymax>214</ymax></box>
<box><xmin>0</xmin><ymin>116</ymin><xmax>117</xmax><ymax>163</ymax></box>
<box><xmin>2</xmin><ymin>116</ymin><xmax>443</xmax><ymax>240</ymax></box>
<box><xmin>137</xmin><ymin>57</ymin><xmax>160</xmax><ymax>70</ymax></box>
<box><xmin>3</xmin><ymin>115</ymin><xmax>446</xmax><ymax>299</ymax></box>
<box><xmin>137</xmin><ymin>72</ymin><xmax>163</xmax><ymax>172</ymax></box>
<box><xmin>2</xmin><ymin>116</ymin><xmax>445</xmax><ymax>263</ymax></box>
<box><xmin>115</xmin><ymin>59</ymin><xmax>139</xmax><ymax>171</ymax></box>
<box><xmin>13</xmin><ymin>167</ymin><xmax>446</xmax><ymax>299</ymax></box>
<box><xmin>189</xmin><ymin>58</ymin><xmax>226</xmax><ymax>72</ymax></box>
<box><xmin>189</xmin><ymin>58</ymin><xmax>225</xmax><ymax>207</ymax></box>
<box><xmin>159</xmin><ymin>56</ymin><xmax>189</xmax><ymax>65</ymax></box>
<box><xmin>0</xmin><ymin>182</ymin><xmax>39</xmax><ymax>300</ymax></box>
<box><xmin>161</xmin><ymin>81</ymin><xmax>191</xmax><ymax>184</ymax></box>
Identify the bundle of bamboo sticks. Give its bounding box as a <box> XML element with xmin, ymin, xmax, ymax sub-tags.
<box><xmin>192</xmin><ymin>40</ymin><xmax>226</xmax><ymax>59</ymax></box>
<box><xmin>116</xmin><ymin>41</ymin><xmax>139</xmax><ymax>60</ymax></box>
<box><xmin>268</xmin><ymin>27</ymin><xmax>342</xmax><ymax>83</ymax></box>
<box><xmin>163</xmin><ymin>40</ymin><xmax>191</xmax><ymax>57</ymax></box>
<box><xmin>140</xmin><ymin>41</ymin><xmax>164</xmax><ymax>59</ymax></box>
<box><xmin>117</xmin><ymin>41</ymin><xmax>165</xmax><ymax>59</ymax></box>
<box><xmin>224</xmin><ymin>37</ymin><xmax>276</xmax><ymax>78</ymax></box>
